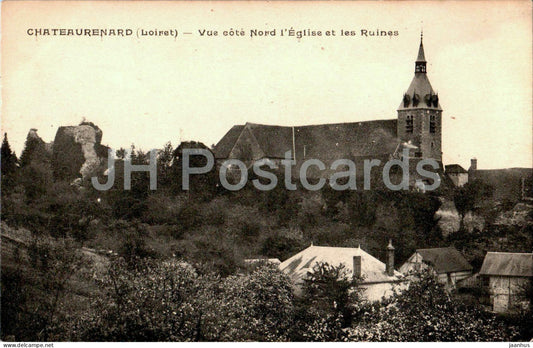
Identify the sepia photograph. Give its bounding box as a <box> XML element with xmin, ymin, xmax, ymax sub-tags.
<box><xmin>1</xmin><ymin>0</ymin><xmax>532</xmax><ymax>343</ymax></box>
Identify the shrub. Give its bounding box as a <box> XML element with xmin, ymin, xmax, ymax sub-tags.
<box><xmin>78</xmin><ymin>260</ymin><xmax>295</xmax><ymax>341</ymax></box>
<box><xmin>346</xmin><ymin>270</ymin><xmax>520</xmax><ymax>341</ymax></box>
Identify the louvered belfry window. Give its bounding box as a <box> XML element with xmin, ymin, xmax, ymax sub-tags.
<box><xmin>430</xmin><ymin>115</ymin><xmax>436</xmax><ymax>133</ymax></box>
<box><xmin>406</xmin><ymin>115</ymin><xmax>414</xmax><ymax>133</ymax></box>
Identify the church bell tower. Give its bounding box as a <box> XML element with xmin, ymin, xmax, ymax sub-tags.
<box><xmin>397</xmin><ymin>33</ymin><xmax>442</xmax><ymax>163</ymax></box>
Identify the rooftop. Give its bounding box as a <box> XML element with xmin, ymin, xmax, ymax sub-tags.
<box><xmin>479</xmin><ymin>252</ymin><xmax>533</xmax><ymax>277</ymax></box>
<box><xmin>414</xmin><ymin>247</ymin><xmax>473</xmax><ymax>273</ymax></box>
<box><xmin>279</xmin><ymin>245</ymin><xmax>402</xmax><ymax>286</ymax></box>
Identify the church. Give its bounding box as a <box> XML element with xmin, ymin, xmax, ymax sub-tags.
<box><xmin>213</xmin><ymin>35</ymin><xmax>444</xmax><ymax>188</ymax></box>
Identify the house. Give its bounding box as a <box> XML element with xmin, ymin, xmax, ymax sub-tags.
<box><xmin>479</xmin><ymin>252</ymin><xmax>533</xmax><ymax>313</ymax></box>
<box><xmin>399</xmin><ymin>247</ymin><xmax>473</xmax><ymax>289</ymax></box>
<box><xmin>213</xmin><ymin>35</ymin><xmax>444</xmax><ymax>187</ymax></box>
<box><xmin>278</xmin><ymin>241</ymin><xmax>405</xmax><ymax>302</ymax></box>
<box><xmin>445</xmin><ymin>164</ymin><xmax>468</xmax><ymax>187</ymax></box>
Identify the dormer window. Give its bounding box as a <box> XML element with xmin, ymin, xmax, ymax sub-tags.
<box><xmin>430</xmin><ymin>115</ymin><xmax>436</xmax><ymax>133</ymax></box>
<box><xmin>406</xmin><ymin>115</ymin><xmax>413</xmax><ymax>133</ymax></box>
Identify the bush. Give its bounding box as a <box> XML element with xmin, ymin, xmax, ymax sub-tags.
<box><xmin>141</xmin><ymin>193</ymin><xmax>185</xmax><ymax>225</ymax></box>
<box><xmin>78</xmin><ymin>260</ymin><xmax>295</xmax><ymax>341</ymax></box>
<box><xmin>346</xmin><ymin>270</ymin><xmax>520</xmax><ymax>341</ymax></box>
<box><xmin>1</xmin><ymin>237</ymin><xmax>83</xmax><ymax>341</ymax></box>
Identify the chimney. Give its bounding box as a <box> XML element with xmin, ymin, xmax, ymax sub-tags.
<box><xmin>470</xmin><ymin>158</ymin><xmax>477</xmax><ymax>171</ymax></box>
<box><xmin>353</xmin><ymin>256</ymin><xmax>361</xmax><ymax>279</ymax></box>
<box><xmin>386</xmin><ymin>239</ymin><xmax>395</xmax><ymax>277</ymax></box>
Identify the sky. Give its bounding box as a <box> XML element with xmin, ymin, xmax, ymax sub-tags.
<box><xmin>2</xmin><ymin>1</ymin><xmax>532</xmax><ymax>170</ymax></box>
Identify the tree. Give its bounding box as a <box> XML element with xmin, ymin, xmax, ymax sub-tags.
<box><xmin>19</xmin><ymin>162</ymin><xmax>53</xmax><ymax>203</ymax></box>
<box><xmin>157</xmin><ymin>141</ymin><xmax>174</xmax><ymax>190</ymax></box>
<box><xmin>19</xmin><ymin>130</ymin><xmax>49</xmax><ymax>168</ymax></box>
<box><xmin>79</xmin><ymin>258</ymin><xmax>200</xmax><ymax>341</ymax></box>
<box><xmin>1</xmin><ymin>133</ymin><xmax>18</xmax><ymax>193</ymax></box>
<box><xmin>453</xmin><ymin>180</ymin><xmax>494</xmax><ymax>231</ymax></box>
<box><xmin>293</xmin><ymin>262</ymin><xmax>365</xmax><ymax>341</ymax></box>
<box><xmin>171</xmin><ymin>141</ymin><xmax>217</xmax><ymax>200</ymax></box>
<box><xmin>197</xmin><ymin>264</ymin><xmax>295</xmax><ymax>341</ymax></box>
<box><xmin>17</xmin><ymin>130</ymin><xmax>53</xmax><ymax>202</ymax></box>
<box><xmin>115</xmin><ymin>147</ymin><xmax>126</xmax><ymax>159</ymax></box>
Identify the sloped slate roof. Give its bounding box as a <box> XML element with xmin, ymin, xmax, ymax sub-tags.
<box><xmin>213</xmin><ymin>119</ymin><xmax>399</xmax><ymax>161</ymax></box>
<box><xmin>398</xmin><ymin>73</ymin><xmax>441</xmax><ymax>110</ymax></box>
<box><xmin>246</xmin><ymin>123</ymin><xmax>293</xmax><ymax>159</ymax></box>
<box><xmin>295</xmin><ymin>119</ymin><xmax>398</xmax><ymax>160</ymax></box>
<box><xmin>445</xmin><ymin>164</ymin><xmax>468</xmax><ymax>174</ymax></box>
<box><xmin>479</xmin><ymin>252</ymin><xmax>533</xmax><ymax>277</ymax></box>
<box><xmin>213</xmin><ymin>125</ymin><xmax>245</xmax><ymax>159</ymax></box>
<box><xmin>416</xmin><ymin>41</ymin><xmax>426</xmax><ymax>62</ymax></box>
<box><xmin>416</xmin><ymin>247</ymin><xmax>473</xmax><ymax>273</ymax></box>
<box><xmin>279</xmin><ymin>245</ymin><xmax>402</xmax><ymax>286</ymax></box>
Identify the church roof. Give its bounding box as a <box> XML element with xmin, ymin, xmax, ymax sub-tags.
<box><xmin>213</xmin><ymin>119</ymin><xmax>400</xmax><ymax>162</ymax></box>
<box><xmin>247</xmin><ymin>123</ymin><xmax>293</xmax><ymax>159</ymax></box>
<box><xmin>295</xmin><ymin>120</ymin><xmax>398</xmax><ymax>160</ymax></box>
<box><xmin>279</xmin><ymin>245</ymin><xmax>403</xmax><ymax>286</ymax></box>
<box><xmin>213</xmin><ymin>125</ymin><xmax>245</xmax><ymax>159</ymax></box>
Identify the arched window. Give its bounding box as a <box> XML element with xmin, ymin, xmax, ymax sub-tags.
<box><xmin>406</xmin><ymin>115</ymin><xmax>413</xmax><ymax>133</ymax></box>
<box><xmin>430</xmin><ymin>115</ymin><xmax>436</xmax><ymax>133</ymax></box>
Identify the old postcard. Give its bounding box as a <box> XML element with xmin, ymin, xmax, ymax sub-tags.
<box><xmin>1</xmin><ymin>0</ymin><xmax>532</xmax><ymax>343</ymax></box>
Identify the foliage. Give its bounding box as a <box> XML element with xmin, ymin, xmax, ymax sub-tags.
<box><xmin>140</xmin><ymin>193</ymin><xmax>185</xmax><ymax>225</ymax></box>
<box><xmin>181</xmin><ymin>230</ymin><xmax>243</xmax><ymax>277</ymax></box>
<box><xmin>157</xmin><ymin>141</ymin><xmax>175</xmax><ymax>189</ymax></box>
<box><xmin>291</xmin><ymin>262</ymin><xmax>365</xmax><ymax>341</ymax></box>
<box><xmin>171</xmin><ymin>141</ymin><xmax>217</xmax><ymax>200</ymax></box>
<box><xmin>346</xmin><ymin>270</ymin><xmax>520</xmax><ymax>341</ymax></box>
<box><xmin>508</xmin><ymin>277</ymin><xmax>533</xmax><ymax>340</ymax></box>
<box><xmin>19</xmin><ymin>131</ymin><xmax>50</xmax><ymax>169</ymax></box>
<box><xmin>260</xmin><ymin>233</ymin><xmax>304</xmax><ymax>261</ymax></box>
<box><xmin>1</xmin><ymin>133</ymin><xmax>18</xmax><ymax>194</ymax></box>
<box><xmin>197</xmin><ymin>264</ymin><xmax>295</xmax><ymax>341</ymax></box>
<box><xmin>78</xmin><ymin>260</ymin><xmax>294</xmax><ymax>341</ymax></box>
<box><xmin>3</xmin><ymin>129</ymin><xmax>529</xmax><ymax>342</ymax></box>
<box><xmin>19</xmin><ymin>162</ymin><xmax>53</xmax><ymax>203</ymax></box>
<box><xmin>1</xmin><ymin>237</ymin><xmax>84</xmax><ymax>341</ymax></box>
<box><xmin>453</xmin><ymin>180</ymin><xmax>494</xmax><ymax>230</ymax></box>
<box><xmin>115</xmin><ymin>221</ymin><xmax>157</xmax><ymax>265</ymax></box>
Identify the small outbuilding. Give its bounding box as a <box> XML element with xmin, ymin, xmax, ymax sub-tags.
<box><xmin>479</xmin><ymin>252</ymin><xmax>533</xmax><ymax>313</ymax></box>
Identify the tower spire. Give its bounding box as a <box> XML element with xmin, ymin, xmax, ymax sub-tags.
<box><xmin>415</xmin><ymin>32</ymin><xmax>426</xmax><ymax>73</ymax></box>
